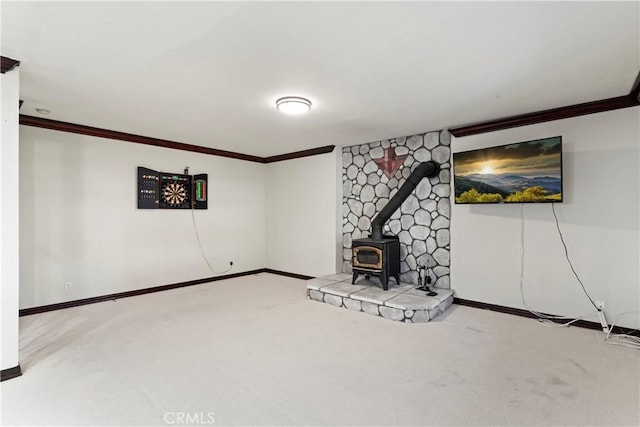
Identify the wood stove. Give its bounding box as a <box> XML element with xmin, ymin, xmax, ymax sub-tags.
<box><xmin>351</xmin><ymin>237</ymin><xmax>400</xmax><ymax>290</ymax></box>
<box><xmin>351</xmin><ymin>161</ymin><xmax>440</xmax><ymax>290</ymax></box>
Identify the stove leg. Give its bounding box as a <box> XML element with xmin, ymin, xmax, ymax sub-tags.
<box><xmin>352</xmin><ymin>271</ymin><xmax>359</xmax><ymax>284</ymax></box>
<box><xmin>380</xmin><ymin>272</ymin><xmax>388</xmax><ymax>291</ymax></box>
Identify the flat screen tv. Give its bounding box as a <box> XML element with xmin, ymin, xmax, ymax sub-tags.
<box><xmin>453</xmin><ymin>136</ymin><xmax>562</xmax><ymax>204</ymax></box>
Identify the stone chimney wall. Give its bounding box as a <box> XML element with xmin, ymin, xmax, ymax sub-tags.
<box><xmin>342</xmin><ymin>131</ymin><xmax>451</xmax><ymax>287</ymax></box>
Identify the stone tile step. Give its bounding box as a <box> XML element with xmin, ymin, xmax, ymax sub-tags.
<box><xmin>351</xmin><ymin>275</ymin><xmax>402</xmax><ymax>287</ymax></box>
<box><xmin>306</xmin><ymin>277</ymin><xmax>339</xmax><ymax>291</ymax></box>
<box><xmin>404</xmin><ymin>288</ymin><xmax>453</xmax><ymax>303</ymax></box>
<box><xmin>349</xmin><ymin>277</ymin><xmax>415</xmax><ymax>292</ymax></box>
<box><xmin>321</xmin><ymin>282</ymin><xmax>369</xmax><ymax>298</ymax></box>
<box><xmin>384</xmin><ymin>293</ymin><xmax>441</xmax><ymax>310</ymax></box>
<box><xmin>307</xmin><ymin>274</ymin><xmax>454</xmax><ymax>323</ymax></box>
<box><xmin>320</xmin><ymin>273</ymin><xmax>352</xmax><ymax>282</ymax></box>
<box><xmin>348</xmin><ymin>286</ymin><xmax>404</xmax><ymax>304</ymax></box>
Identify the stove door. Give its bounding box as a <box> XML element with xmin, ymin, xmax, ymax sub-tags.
<box><xmin>352</xmin><ymin>246</ymin><xmax>383</xmax><ymax>270</ymax></box>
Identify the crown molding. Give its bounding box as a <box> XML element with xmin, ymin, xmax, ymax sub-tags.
<box><xmin>21</xmin><ymin>69</ymin><xmax>640</xmax><ymax>149</ymax></box>
<box><xmin>450</xmin><ymin>69</ymin><xmax>640</xmax><ymax>138</ymax></box>
<box><xmin>19</xmin><ymin>115</ymin><xmax>335</xmax><ymax>163</ymax></box>
<box><xmin>449</xmin><ymin>95</ymin><xmax>639</xmax><ymax>138</ymax></box>
<box><xmin>263</xmin><ymin>145</ymin><xmax>335</xmax><ymax>163</ymax></box>
<box><xmin>0</xmin><ymin>56</ymin><xmax>20</xmax><ymax>73</ymax></box>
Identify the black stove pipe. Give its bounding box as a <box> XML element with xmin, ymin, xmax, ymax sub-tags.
<box><xmin>370</xmin><ymin>161</ymin><xmax>440</xmax><ymax>240</ymax></box>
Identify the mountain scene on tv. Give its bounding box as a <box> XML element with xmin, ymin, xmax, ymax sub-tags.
<box><xmin>453</xmin><ymin>137</ymin><xmax>562</xmax><ymax>204</ymax></box>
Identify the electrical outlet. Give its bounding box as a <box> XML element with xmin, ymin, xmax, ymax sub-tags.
<box><xmin>65</xmin><ymin>282</ymin><xmax>72</xmax><ymax>291</ymax></box>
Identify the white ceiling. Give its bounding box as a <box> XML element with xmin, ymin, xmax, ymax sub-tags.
<box><xmin>2</xmin><ymin>2</ymin><xmax>638</xmax><ymax>157</ymax></box>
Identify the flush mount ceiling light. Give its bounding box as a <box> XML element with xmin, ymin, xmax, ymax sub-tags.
<box><xmin>276</xmin><ymin>96</ymin><xmax>312</xmax><ymax>115</ymax></box>
<box><xmin>35</xmin><ymin>108</ymin><xmax>50</xmax><ymax>115</ymax></box>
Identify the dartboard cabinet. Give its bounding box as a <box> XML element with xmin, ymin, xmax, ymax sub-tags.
<box><xmin>137</xmin><ymin>167</ymin><xmax>208</xmax><ymax>210</ymax></box>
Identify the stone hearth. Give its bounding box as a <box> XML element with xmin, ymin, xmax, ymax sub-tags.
<box><xmin>306</xmin><ymin>273</ymin><xmax>453</xmax><ymax>323</ymax></box>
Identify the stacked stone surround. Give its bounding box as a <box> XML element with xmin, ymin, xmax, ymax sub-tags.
<box><xmin>307</xmin><ymin>274</ymin><xmax>454</xmax><ymax>323</ymax></box>
<box><xmin>342</xmin><ymin>131</ymin><xmax>451</xmax><ymax>287</ymax></box>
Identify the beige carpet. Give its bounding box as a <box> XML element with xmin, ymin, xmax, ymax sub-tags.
<box><xmin>1</xmin><ymin>273</ymin><xmax>638</xmax><ymax>426</ymax></box>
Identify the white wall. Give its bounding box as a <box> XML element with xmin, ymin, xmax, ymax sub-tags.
<box><xmin>265</xmin><ymin>151</ymin><xmax>342</xmax><ymax>277</ymax></box>
<box><xmin>1</xmin><ymin>68</ymin><xmax>21</xmax><ymax>371</ymax></box>
<box><xmin>451</xmin><ymin>107</ymin><xmax>640</xmax><ymax>329</ymax></box>
<box><xmin>19</xmin><ymin>126</ymin><xmax>266</xmax><ymax>309</ymax></box>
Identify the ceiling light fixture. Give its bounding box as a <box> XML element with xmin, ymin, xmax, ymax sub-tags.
<box><xmin>276</xmin><ymin>96</ymin><xmax>312</xmax><ymax>115</ymax></box>
<box><xmin>35</xmin><ymin>108</ymin><xmax>50</xmax><ymax>115</ymax></box>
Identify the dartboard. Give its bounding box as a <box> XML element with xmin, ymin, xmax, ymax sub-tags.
<box><xmin>162</xmin><ymin>182</ymin><xmax>187</xmax><ymax>207</ymax></box>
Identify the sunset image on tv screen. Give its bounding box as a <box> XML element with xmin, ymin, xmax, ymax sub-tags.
<box><xmin>453</xmin><ymin>136</ymin><xmax>562</xmax><ymax>204</ymax></box>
